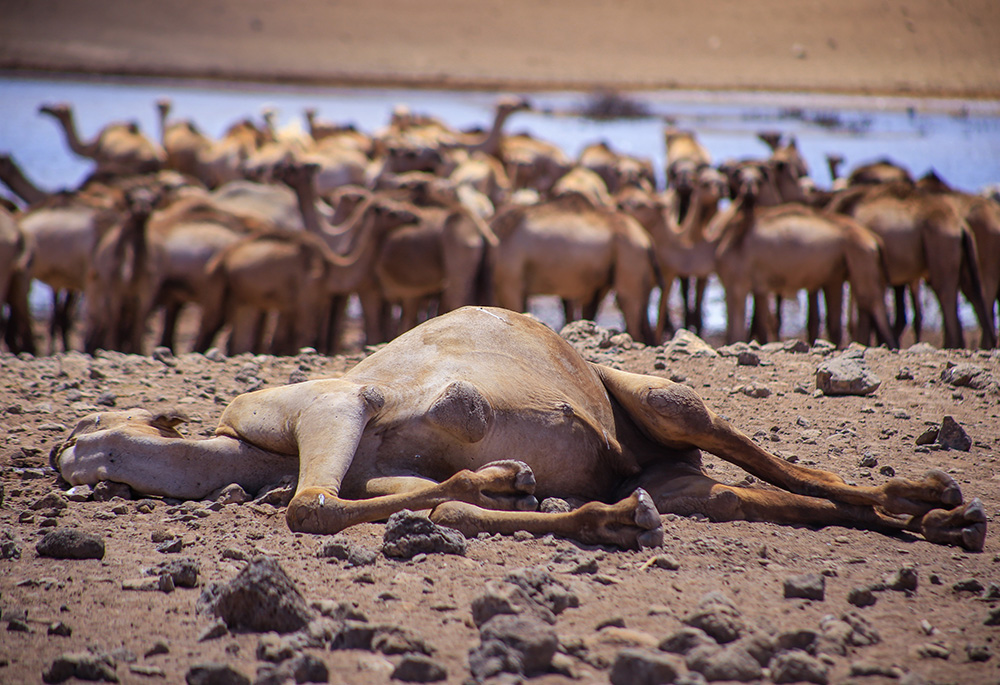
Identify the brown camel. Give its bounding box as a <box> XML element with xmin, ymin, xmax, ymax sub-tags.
<box><xmin>0</xmin><ymin>206</ymin><xmax>35</xmax><ymax>354</ymax></box>
<box><xmin>359</xmin><ymin>171</ymin><xmax>499</xmax><ymax>342</ymax></box>
<box><xmin>54</xmin><ymin>306</ymin><xmax>986</xmax><ymax>552</ymax></box>
<box><xmin>916</xmin><ymin>171</ymin><xmax>1000</xmax><ymax>345</ymax></box>
<box><xmin>616</xmin><ymin>167</ymin><xmax>728</xmax><ymax>341</ymax></box>
<box><xmin>551</xmin><ymin>166</ymin><xmax>613</xmax><ymax>207</ymax></box>
<box><xmin>490</xmin><ymin>193</ymin><xmax>656</xmax><ymax>344</ymax></box>
<box><xmin>847</xmin><ymin>158</ymin><xmax>914</xmax><ymax>187</ymax></box>
<box><xmin>39</xmin><ymin>103</ymin><xmax>166</xmax><ymax>177</ymax></box>
<box><xmin>828</xmin><ymin>182</ymin><xmax>997</xmax><ymax>349</ymax></box>
<box><xmin>714</xmin><ymin>171</ymin><xmax>898</xmax><ymax>348</ymax></box>
<box><xmin>579</xmin><ymin>141</ymin><xmax>656</xmax><ymax>195</ymax></box>
<box><xmin>156</xmin><ymin>99</ymin><xmax>267</xmax><ymax>189</ymax></box>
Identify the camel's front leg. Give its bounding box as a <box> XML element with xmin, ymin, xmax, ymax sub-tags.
<box><xmin>595</xmin><ymin>365</ymin><xmax>971</xmax><ymax>521</ymax></box>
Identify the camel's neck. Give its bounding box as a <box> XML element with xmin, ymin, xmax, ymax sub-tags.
<box><xmin>48</xmin><ymin>111</ymin><xmax>97</xmax><ymax>160</ymax></box>
<box><xmin>288</xmin><ymin>178</ymin><xmax>327</xmax><ymax>235</ymax></box>
<box><xmin>680</xmin><ymin>191</ymin><xmax>718</xmax><ymax>243</ymax></box>
<box><xmin>324</xmin><ymin>204</ymin><xmax>392</xmax><ymax>290</ymax></box>
<box><xmin>0</xmin><ymin>158</ymin><xmax>50</xmax><ymax>205</ymax></box>
<box><xmin>465</xmin><ymin>107</ymin><xmax>515</xmax><ymax>158</ymax></box>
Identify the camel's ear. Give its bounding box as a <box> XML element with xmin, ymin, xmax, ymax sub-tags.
<box><xmin>150</xmin><ymin>409</ymin><xmax>190</xmax><ymax>431</ymax></box>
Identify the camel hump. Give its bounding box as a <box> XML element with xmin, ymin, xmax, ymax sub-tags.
<box><xmin>425</xmin><ymin>380</ymin><xmax>493</xmax><ymax>443</ymax></box>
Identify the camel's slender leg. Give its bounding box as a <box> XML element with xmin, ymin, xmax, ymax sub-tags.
<box><xmin>430</xmin><ymin>489</ymin><xmax>664</xmax><ymax>549</ymax></box>
<box><xmin>595</xmin><ymin>365</ymin><xmax>965</xmax><ymax>517</ymax></box>
<box><xmin>806</xmin><ymin>290</ymin><xmax>821</xmax><ymax>344</ymax></box>
<box><xmin>631</xmin><ymin>465</ymin><xmax>986</xmax><ymax>550</ymax></box>
<box><xmin>822</xmin><ymin>283</ymin><xmax>844</xmax><ymax>346</ymax></box>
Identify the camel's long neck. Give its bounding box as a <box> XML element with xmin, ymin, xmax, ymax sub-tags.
<box><xmin>722</xmin><ymin>192</ymin><xmax>757</xmax><ymax>249</ymax></box>
<box><xmin>681</xmin><ymin>191</ymin><xmax>718</xmax><ymax>243</ymax></box>
<box><xmin>289</xmin><ymin>177</ymin><xmax>327</xmax><ymax>235</ymax></box>
<box><xmin>0</xmin><ymin>158</ymin><xmax>50</xmax><ymax>205</ymax></box>
<box><xmin>50</xmin><ymin>111</ymin><xmax>97</xmax><ymax>160</ymax></box>
<box><xmin>324</xmin><ymin>206</ymin><xmax>389</xmax><ymax>290</ymax></box>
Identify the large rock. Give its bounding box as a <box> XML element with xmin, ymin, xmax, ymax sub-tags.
<box><xmin>471</xmin><ymin>567</ymin><xmax>579</xmax><ymax>626</ymax></box>
<box><xmin>36</xmin><ymin>529</ymin><xmax>105</xmax><ymax>560</ymax></box>
<box><xmin>816</xmin><ymin>352</ymin><xmax>880</xmax><ymax>396</ymax></box>
<box><xmin>936</xmin><ymin>416</ymin><xmax>972</xmax><ymax>451</ymax></box>
<box><xmin>199</xmin><ymin>556</ymin><xmax>314</xmax><ymax>633</ymax></box>
<box><xmin>43</xmin><ymin>652</ymin><xmax>117</xmax><ymax>683</ymax></box>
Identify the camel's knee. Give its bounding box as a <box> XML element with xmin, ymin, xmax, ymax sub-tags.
<box><xmin>644</xmin><ymin>382</ymin><xmax>715</xmax><ymax>439</ymax></box>
<box><xmin>285</xmin><ymin>487</ymin><xmax>349</xmax><ymax>535</ymax></box>
<box><xmin>426</xmin><ymin>380</ymin><xmax>493</xmax><ymax>443</ymax></box>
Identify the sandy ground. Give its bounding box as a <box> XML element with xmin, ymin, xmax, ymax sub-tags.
<box><xmin>2</xmin><ymin>322</ymin><xmax>1000</xmax><ymax>683</ymax></box>
<box><xmin>2</xmin><ymin>0</ymin><xmax>1000</xmax><ymax>98</ymax></box>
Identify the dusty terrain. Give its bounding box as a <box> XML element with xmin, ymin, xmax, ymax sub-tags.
<box><xmin>2</xmin><ymin>0</ymin><xmax>1000</xmax><ymax>99</ymax></box>
<box><xmin>2</xmin><ymin>321</ymin><xmax>999</xmax><ymax>683</ymax></box>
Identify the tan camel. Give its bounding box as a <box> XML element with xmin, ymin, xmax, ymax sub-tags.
<box><xmin>303</xmin><ymin>110</ymin><xmax>374</xmax><ymax>156</ymax></box>
<box><xmin>579</xmin><ymin>141</ymin><xmax>656</xmax><ymax>194</ymax></box>
<box><xmin>490</xmin><ymin>193</ymin><xmax>656</xmax><ymax>344</ymax></box>
<box><xmin>0</xmin><ymin>153</ymin><xmax>50</xmax><ymax>206</ymax></box>
<box><xmin>551</xmin><ymin>167</ymin><xmax>613</xmax><ymax>207</ymax></box>
<box><xmin>616</xmin><ymin>167</ymin><xmax>728</xmax><ymax>341</ymax></box>
<box><xmin>359</xmin><ymin>171</ymin><xmax>499</xmax><ymax>342</ymax></box>
<box><xmin>846</xmin><ymin>159</ymin><xmax>913</xmax><ymax>187</ymax></box>
<box><xmin>39</xmin><ymin>103</ymin><xmax>166</xmax><ymax>177</ymax></box>
<box><xmin>156</xmin><ymin>99</ymin><xmax>267</xmax><ymax>189</ymax></box>
<box><xmin>0</xmin><ymin>206</ymin><xmax>34</xmax><ymax>354</ymax></box>
<box><xmin>828</xmin><ymin>182</ymin><xmax>997</xmax><ymax>349</ymax></box>
<box><xmin>54</xmin><ymin>306</ymin><xmax>986</xmax><ymax>551</ymax></box>
<box><xmin>665</xmin><ymin>129</ymin><xmax>711</xmax><ymax>208</ymax></box>
<box><xmin>916</xmin><ymin>171</ymin><xmax>1000</xmax><ymax>344</ymax></box>
<box><xmin>714</xmin><ymin>171</ymin><xmax>897</xmax><ymax>347</ymax></box>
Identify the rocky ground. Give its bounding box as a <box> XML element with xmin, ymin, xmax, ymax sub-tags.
<box><xmin>2</xmin><ymin>319</ymin><xmax>1000</xmax><ymax>684</ymax></box>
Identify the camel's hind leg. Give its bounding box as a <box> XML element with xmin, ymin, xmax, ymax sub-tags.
<box><xmin>594</xmin><ymin>365</ymin><xmax>976</xmax><ymax>544</ymax></box>
<box><xmin>631</xmin><ymin>462</ymin><xmax>986</xmax><ymax>551</ymax></box>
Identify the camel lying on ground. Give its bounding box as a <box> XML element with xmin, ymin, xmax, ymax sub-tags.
<box><xmin>53</xmin><ymin>307</ymin><xmax>985</xmax><ymax>551</ymax></box>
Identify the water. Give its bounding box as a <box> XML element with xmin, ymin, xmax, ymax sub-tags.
<box><xmin>2</xmin><ymin>74</ymin><xmax>999</xmax><ymax>338</ymax></box>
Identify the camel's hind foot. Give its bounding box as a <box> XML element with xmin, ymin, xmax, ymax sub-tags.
<box><xmin>576</xmin><ymin>489</ymin><xmax>664</xmax><ymax>549</ymax></box>
<box><xmin>920</xmin><ymin>498</ymin><xmax>987</xmax><ymax>552</ymax></box>
<box><xmin>880</xmin><ymin>469</ymin><xmax>963</xmax><ymax>516</ymax></box>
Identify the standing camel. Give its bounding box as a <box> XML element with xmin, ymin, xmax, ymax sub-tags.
<box><xmin>489</xmin><ymin>192</ymin><xmax>656</xmax><ymax>344</ymax></box>
<box><xmin>39</xmin><ymin>103</ymin><xmax>165</xmax><ymax>177</ymax></box>
<box><xmin>828</xmin><ymin>182</ymin><xmax>996</xmax><ymax>349</ymax></box>
<box><xmin>714</xmin><ymin>172</ymin><xmax>897</xmax><ymax>348</ymax></box>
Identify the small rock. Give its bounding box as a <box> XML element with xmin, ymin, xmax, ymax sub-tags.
<box><xmin>390</xmin><ymin>653</ymin><xmax>448</xmax><ymax>682</ymax></box>
<box><xmin>144</xmin><ymin>639</ymin><xmax>170</xmax><ymax>657</ymax></box>
<box><xmin>610</xmin><ymin>648</ymin><xmax>681</xmax><ymax>685</ymax></box>
<box><xmin>96</xmin><ymin>392</ymin><xmax>117</xmax><ymax>407</ymax></box>
<box><xmin>43</xmin><ymin>651</ymin><xmax>118</xmax><ymax>683</ymax></box>
<box><xmin>148</xmin><ymin>558</ymin><xmax>200</xmax><ymax>588</ymax></box>
<box><xmin>966</xmin><ymin>643</ymin><xmax>992</xmax><ymax>662</ymax></box>
<box><xmin>317</xmin><ymin>535</ymin><xmax>378</xmax><ymax>566</ymax></box>
<box><xmin>48</xmin><ymin>621</ymin><xmax>72</xmax><ymax>637</ymax></box>
<box><xmin>737</xmin><ymin>351</ymin><xmax>760</xmax><ymax>366</ymax></box>
<box><xmin>770</xmin><ymin>649</ymin><xmax>829</xmax><ymax>684</ymax></box>
<box><xmin>198</xmin><ymin>620</ymin><xmax>229</xmax><ymax>642</ymax></box>
<box><xmin>815</xmin><ymin>354</ymin><xmax>881</xmax><ymax>396</ymax></box>
<box><xmin>846</xmin><ymin>587</ymin><xmax>876</xmax><ymax>607</ymax></box>
<box><xmin>915</xmin><ymin>642</ymin><xmax>951</xmax><ymax>659</ymax></box>
<box><xmin>659</xmin><ymin>626</ymin><xmax>718</xmax><ymax>655</ymax></box>
<box><xmin>883</xmin><ymin>567</ymin><xmax>918</xmax><ymax>592</ymax></box>
<box><xmin>683</xmin><ymin>592</ymin><xmax>746</xmax><ymax>644</ymax></box>
<box><xmin>382</xmin><ymin>511</ymin><xmax>466</xmax><ymax>559</ymax></box>
<box><xmin>652</xmin><ymin>554</ymin><xmax>681</xmax><ymax>570</ymax></box>
<box><xmin>36</xmin><ymin>529</ymin><xmax>105</xmax><ymax>560</ymax></box>
<box><xmin>184</xmin><ymin>662</ymin><xmax>250</xmax><ymax>685</ymax></box>
<box><xmin>784</xmin><ymin>573</ymin><xmax>825</xmax><ymax>601</ymax></box>
<box><xmin>469</xmin><ymin>614</ymin><xmax>558</xmax><ymax>679</ymax></box>
<box><xmin>686</xmin><ymin>642</ymin><xmax>761</xmax><ymax>681</ymax></box>
<box><xmin>936</xmin><ymin>416</ymin><xmax>972</xmax><ymax>451</ymax></box>
<box><xmin>156</xmin><ymin>537</ymin><xmax>184</xmax><ymax>554</ymax></box>
<box><xmin>92</xmin><ymin>481</ymin><xmax>131</xmax><ymax>502</ymax></box>
<box><xmin>952</xmin><ymin>578</ymin><xmax>985</xmax><ymax>594</ymax></box>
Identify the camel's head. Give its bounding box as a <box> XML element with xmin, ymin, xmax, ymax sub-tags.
<box><xmin>916</xmin><ymin>169</ymin><xmax>950</xmax><ymax>193</ymax></box>
<box><xmin>497</xmin><ymin>96</ymin><xmax>532</xmax><ymax>116</ymax></box>
<box><xmin>695</xmin><ymin>166</ymin><xmax>728</xmax><ymax>203</ymax></box>
<box><xmin>156</xmin><ymin>98</ymin><xmax>173</xmax><ymax>117</ymax></box>
<box><xmin>50</xmin><ymin>409</ymin><xmax>188</xmax><ymax>473</ymax></box>
<box><xmin>38</xmin><ymin>102</ymin><xmax>71</xmax><ymax>119</ymax></box>
<box><xmin>615</xmin><ymin>186</ymin><xmax>663</xmax><ymax>226</ymax></box>
<box><xmin>667</xmin><ymin>158</ymin><xmax>700</xmax><ymax>194</ymax></box>
<box><xmin>371</xmin><ymin>198</ymin><xmax>420</xmax><ymax>229</ymax></box>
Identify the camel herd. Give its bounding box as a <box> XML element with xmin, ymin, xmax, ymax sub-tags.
<box><xmin>1</xmin><ymin>96</ymin><xmax>998</xmax><ymax>357</ymax></box>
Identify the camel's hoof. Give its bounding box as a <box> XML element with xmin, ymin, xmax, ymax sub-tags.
<box><xmin>961</xmin><ymin>498</ymin><xmax>987</xmax><ymax>552</ymax></box>
<box><xmin>633</xmin><ymin>489</ymin><xmax>661</xmax><ymax>530</ymax></box>
<box><xmin>476</xmin><ymin>460</ymin><xmax>536</xmax><ymax>494</ymax></box>
<box><xmin>922</xmin><ymin>498</ymin><xmax>987</xmax><ymax>552</ymax></box>
<box><xmin>924</xmin><ymin>469</ymin><xmax>962</xmax><ymax>507</ymax></box>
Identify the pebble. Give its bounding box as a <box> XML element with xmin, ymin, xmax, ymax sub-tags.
<box><xmin>390</xmin><ymin>653</ymin><xmax>448</xmax><ymax>682</ymax></box>
<box><xmin>784</xmin><ymin>573</ymin><xmax>825</xmax><ymax>601</ymax></box>
<box><xmin>184</xmin><ymin>662</ymin><xmax>250</xmax><ymax>685</ymax></box>
<box><xmin>610</xmin><ymin>648</ymin><xmax>681</xmax><ymax>685</ymax></box>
